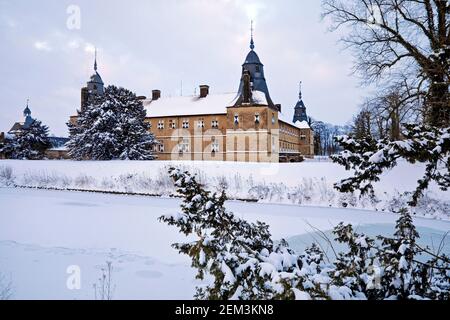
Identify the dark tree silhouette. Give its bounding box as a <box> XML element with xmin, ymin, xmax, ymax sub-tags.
<box><xmin>322</xmin><ymin>0</ymin><xmax>449</xmax><ymax>127</ymax></box>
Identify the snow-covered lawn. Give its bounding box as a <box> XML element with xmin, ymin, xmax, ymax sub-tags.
<box><xmin>1</xmin><ymin>160</ymin><xmax>449</xmax><ymax>219</ymax></box>
<box><xmin>0</xmin><ymin>188</ymin><xmax>448</xmax><ymax>300</ymax></box>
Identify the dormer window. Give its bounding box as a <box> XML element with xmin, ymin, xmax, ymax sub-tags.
<box><xmin>255</xmin><ymin>113</ymin><xmax>260</xmax><ymax>124</ymax></box>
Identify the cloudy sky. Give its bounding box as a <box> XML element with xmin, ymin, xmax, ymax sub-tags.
<box><xmin>0</xmin><ymin>0</ymin><xmax>371</xmax><ymax>136</ymax></box>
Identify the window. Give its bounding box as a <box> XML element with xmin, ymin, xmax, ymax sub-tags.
<box><xmin>179</xmin><ymin>138</ymin><xmax>190</xmax><ymax>153</ymax></box>
<box><xmin>158</xmin><ymin>143</ymin><xmax>165</xmax><ymax>152</ymax></box>
<box><xmin>197</xmin><ymin>119</ymin><xmax>205</xmax><ymax>128</ymax></box>
<box><xmin>272</xmin><ymin>114</ymin><xmax>276</xmax><ymax>125</ymax></box>
<box><xmin>157</xmin><ymin>120</ymin><xmax>164</xmax><ymax>130</ymax></box>
<box><xmin>169</xmin><ymin>120</ymin><xmax>176</xmax><ymax>129</ymax></box>
<box><xmin>211</xmin><ymin>120</ymin><xmax>219</xmax><ymax>128</ymax></box>
<box><xmin>211</xmin><ymin>142</ymin><xmax>220</xmax><ymax>153</ymax></box>
<box><xmin>148</xmin><ymin>121</ymin><xmax>152</xmax><ymax>129</ymax></box>
<box><xmin>211</xmin><ymin>137</ymin><xmax>219</xmax><ymax>153</ymax></box>
<box><xmin>234</xmin><ymin>114</ymin><xmax>239</xmax><ymax>125</ymax></box>
<box><xmin>182</xmin><ymin>119</ymin><xmax>189</xmax><ymax>129</ymax></box>
<box><xmin>255</xmin><ymin>113</ymin><xmax>260</xmax><ymax>124</ymax></box>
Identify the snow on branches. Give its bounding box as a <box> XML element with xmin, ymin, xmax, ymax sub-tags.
<box><xmin>331</xmin><ymin>124</ymin><xmax>450</xmax><ymax>206</ymax></box>
<box><xmin>0</xmin><ymin>120</ymin><xmax>51</xmax><ymax>160</ymax></box>
<box><xmin>67</xmin><ymin>85</ymin><xmax>157</xmax><ymax>160</ymax></box>
<box><xmin>160</xmin><ymin>168</ymin><xmax>450</xmax><ymax>300</ymax></box>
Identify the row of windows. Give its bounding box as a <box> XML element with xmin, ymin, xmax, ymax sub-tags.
<box><xmin>281</xmin><ymin>141</ymin><xmax>297</xmax><ymax>152</ymax></box>
<box><xmin>233</xmin><ymin>113</ymin><xmax>276</xmax><ymax>126</ymax></box>
<box><xmin>154</xmin><ymin>140</ymin><xmax>221</xmax><ymax>153</ymax></box>
<box><xmin>150</xmin><ymin>112</ymin><xmax>278</xmax><ymax>130</ymax></box>
<box><xmin>280</xmin><ymin>126</ymin><xmax>299</xmax><ymax>137</ymax></box>
<box><xmin>151</xmin><ymin>119</ymin><xmax>220</xmax><ymax>130</ymax></box>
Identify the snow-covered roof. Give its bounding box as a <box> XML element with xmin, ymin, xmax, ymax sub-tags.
<box><xmin>144</xmin><ymin>92</ymin><xmax>311</xmax><ymax>131</ymax></box>
<box><xmin>278</xmin><ymin>112</ymin><xmax>310</xmax><ymax>130</ymax></box>
<box><xmin>229</xmin><ymin>90</ymin><xmax>268</xmax><ymax>107</ymax></box>
<box><xmin>144</xmin><ymin>93</ymin><xmax>237</xmax><ymax>118</ymax></box>
<box><xmin>295</xmin><ymin>120</ymin><xmax>311</xmax><ymax>129</ymax></box>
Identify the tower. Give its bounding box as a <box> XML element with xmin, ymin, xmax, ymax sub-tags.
<box><xmin>233</xmin><ymin>21</ymin><xmax>275</xmax><ymax>109</ymax></box>
<box><xmin>293</xmin><ymin>82</ymin><xmax>309</xmax><ymax>123</ymax></box>
<box><xmin>23</xmin><ymin>99</ymin><xmax>34</xmax><ymax>128</ymax></box>
<box><xmin>81</xmin><ymin>49</ymin><xmax>105</xmax><ymax>109</ymax></box>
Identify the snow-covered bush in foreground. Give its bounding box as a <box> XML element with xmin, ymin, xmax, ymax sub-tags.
<box><xmin>160</xmin><ymin>168</ymin><xmax>450</xmax><ymax>300</ymax></box>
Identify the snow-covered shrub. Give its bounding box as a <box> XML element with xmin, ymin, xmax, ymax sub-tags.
<box><xmin>248</xmin><ymin>184</ymin><xmax>271</xmax><ymax>201</ymax></box>
<box><xmin>388</xmin><ymin>192</ymin><xmax>450</xmax><ymax>219</ymax></box>
<box><xmin>21</xmin><ymin>171</ymin><xmax>70</xmax><ymax>188</ymax></box>
<box><xmin>0</xmin><ymin>166</ymin><xmax>14</xmax><ymax>186</ymax></box>
<box><xmin>160</xmin><ymin>168</ymin><xmax>450</xmax><ymax>300</ymax></box>
<box><xmin>74</xmin><ymin>174</ymin><xmax>95</xmax><ymax>188</ymax></box>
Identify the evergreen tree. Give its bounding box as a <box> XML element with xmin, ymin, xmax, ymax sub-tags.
<box><xmin>67</xmin><ymin>85</ymin><xmax>156</xmax><ymax>160</ymax></box>
<box><xmin>331</xmin><ymin>124</ymin><xmax>450</xmax><ymax>206</ymax></box>
<box><xmin>0</xmin><ymin>120</ymin><xmax>51</xmax><ymax>160</ymax></box>
<box><xmin>160</xmin><ymin>168</ymin><xmax>450</xmax><ymax>300</ymax></box>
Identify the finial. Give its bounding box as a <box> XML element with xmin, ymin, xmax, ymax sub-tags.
<box><xmin>26</xmin><ymin>98</ymin><xmax>29</xmax><ymax>107</ymax></box>
<box><xmin>250</xmin><ymin>20</ymin><xmax>255</xmax><ymax>50</ymax></box>
<box><xmin>94</xmin><ymin>48</ymin><xmax>98</xmax><ymax>72</ymax></box>
<box><xmin>299</xmin><ymin>81</ymin><xmax>303</xmax><ymax>100</ymax></box>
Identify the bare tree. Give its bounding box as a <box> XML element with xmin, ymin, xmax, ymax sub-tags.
<box><xmin>310</xmin><ymin>120</ymin><xmax>349</xmax><ymax>155</ymax></box>
<box><xmin>359</xmin><ymin>79</ymin><xmax>423</xmax><ymax>140</ymax></box>
<box><xmin>352</xmin><ymin>108</ymin><xmax>373</xmax><ymax>139</ymax></box>
<box><xmin>322</xmin><ymin>0</ymin><xmax>449</xmax><ymax>127</ymax></box>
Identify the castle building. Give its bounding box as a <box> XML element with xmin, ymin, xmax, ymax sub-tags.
<box><xmin>70</xmin><ymin>32</ymin><xmax>314</xmax><ymax>163</ymax></box>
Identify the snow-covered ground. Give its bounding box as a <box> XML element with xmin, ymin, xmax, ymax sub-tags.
<box><xmin>0</xmin><ymin>160</ymin><xmax>449</xmax><ymax>219</ymax></box>
<box><xmin>0</xmin><ymin>188</ymin><xmax>449</xmax><ymax>300</ymax></box>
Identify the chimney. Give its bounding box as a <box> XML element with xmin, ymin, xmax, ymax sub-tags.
<box><xmin>152</xmin><ymin>90</ymin><xmax>161</xmax><ymax>101</ymax></box>
<box><xmin>199</xmin><ymin>85</ymin><xmax>210</xmax><ymax>98</ymax></box>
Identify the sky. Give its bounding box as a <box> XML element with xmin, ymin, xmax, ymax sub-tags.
<box><xmin>0</xmin><ymin>0</ymin><xmax>371</xmax><ymax>137</ymax></box>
